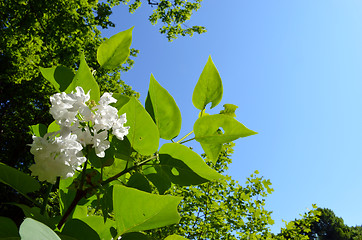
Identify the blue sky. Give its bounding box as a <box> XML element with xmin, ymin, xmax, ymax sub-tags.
<box><xmin>101</xmin><ymin>0</ymin><xmax>362</xmax><ymax>232</ymax></box>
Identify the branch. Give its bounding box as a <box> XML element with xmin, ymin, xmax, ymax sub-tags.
<box><xmin>101</xmin><ymin>155</ymin><xmax>157</xmax><ymax>186</ymax></box>
<box><xmin>57</xmin><ymin>189</ymin><xmax>87</xmax><ymax>229</ymax></box>
<box><xmin>148</xmin><ymin>0</ymin><xmax>159</xmax><ymax>6</ymax></box>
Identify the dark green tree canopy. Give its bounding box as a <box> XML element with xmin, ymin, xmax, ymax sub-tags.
<box><xmin>310</xmin><ymin>208</ymin><xmax>360</xmax><ymax>240</ymax></box>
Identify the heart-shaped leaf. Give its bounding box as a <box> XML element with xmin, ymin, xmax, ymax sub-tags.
<box><xmin>113</xmin><ymin>185</ymin><xmax>182</xmax><ymax>234</ymax></box>
<box><xmin>194</xmin><ymin>114</ymin><xmax>257</xmax><ymax>144</ymax></box>
<box><xmin>65</xmin><ymin>52</ymin><xmax>100</xmax><ymax>102</ymax></box>
<box><xmin>39</xmin><ymin>66</ymin><xmax>74</xmax><ymax>92</ymax></box>
<box><xmin>192</xmin><ymin>56</ymin><xmax>223</xmax><ymax>110</ymax></box>
<box><xmin>119</xmin><ymin>97</ymin><xmax>159</xmax><ymax>156</ymax></box>
<box><xmin>97</xmin><ymin>27</ymin><xmax>133</xmax><ymax>69</ymax></box>
<box><xmin>199</xmin><ymin>142</ymin><xmax>222</xmax><ymax>164</ymax></box>
<box><xmin>145</xmin><ymin>74</ymin><xmax>182</xmax><ymax>140</ymax></box>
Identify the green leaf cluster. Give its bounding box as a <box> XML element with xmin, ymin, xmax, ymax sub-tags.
<box><xmin>123</xmin><ymin>0</ymin><xmax>207</xmax><ymax>41</ymax></box>
<box><xmin>0</xmin><ymin>0</ymin><xmax>205</xmax><ymax>225</ymax></box>
<box><xmin>0</xmin><ymin>27</ymin><xmax>259</xmax><ymax>240</ymax></box>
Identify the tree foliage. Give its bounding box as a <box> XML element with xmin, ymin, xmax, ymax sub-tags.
<box><xmin>0</xmin><ymin>27</ymin><xmax>261</xmax><ymax>239</ymax></box>
<box><xmin>0</xmin><ymin>0</ymin><xmax>206</xmax><ymax>227</ymax></box>
<box><xmin>122</xmin><ymin>0</ymin><xmax>206</xmax><ymax>41</ymax></box>
<box><xmin>309</xmin><ymin>208</ymin><xmax>362</xmax><ymax>240</ymax></box>
<box><xmin>276</xmin><ymin>207</ymin><xmax>362</xmax><ymax>240</ymax></box>
<box><xmin>275</xmin><ymin>205</ymin><xmax>321</xmax><ymax>240</ymax></box>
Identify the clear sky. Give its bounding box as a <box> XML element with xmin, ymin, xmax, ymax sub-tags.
<box><xmin>101</xmin><ymin>0</ymin><xmax>362</xmax><ymax>233</ymax></box>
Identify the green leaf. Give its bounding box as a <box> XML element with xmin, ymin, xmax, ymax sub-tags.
<box><xmin>164</xmin><ymin>235</ymin><xmax>188</xmax><ymax>240</ymax></box>
<box><xmin>88</xmin><ymin>143</ymin><xmax>115</xmax><ymax>168</ymax></box>
<box><xmin>199</xmin><ymin>142</ymin><xmax>222</xmax><ymax>164</ymax></box>
<box><xmin>0</xmin><ymin>217</ymin><xmax>19</xmax><ymax>238</ymax></box>
<box><xmin>29</xmin><ymin>124</ymin><xmax>47</xmax><ymax>137</ymax></box>
<box><xmin>72</xmin><ymin>205</ymin><xmax>88</xmax><ymax>219</ymax></box>
<box><xmin>122</xmin><ymin>232</ymin><xmax>151</xmax><ymax>240</ymax></box>
<box><xmin>158</xmin><ymin>143</ymin><xmax>224</xmax><ymax>185</ymax></box>
<box><xmin>19</xmin><ymin>218</ymin><xmax>61</xmax><ymax>240</ymax></box>
<box><xmin>192</xmin><ymin>56</ymin><xmax>223</xmax><ymax>110</ymax></box>
<box><xmin>11</xmin><ymin>204</ymin><xmax>56</xmax><ymax>229</ymax></box>
<box><xmin>102</xmin><ymin>158</ymin><xmax>130</xmax><ymax>181</ymax></box>
<box><xmin>111</xmin><ymin>93</ymin><xmax>130</xmax><ymax>111</ymax></box>
<box><xmin>113</xmin><ymin>185</ymin><xmax>182</xmax><ymax>234</ymax></box>
<box><xmin>119</xmin><ymin>97</ymin><xmax>159</xmax><ymax>155</ymax></box>
<box><xmin>219</xmin><ymin>104</ymin><xmax>238</xmax><ymax>118</ymax></box>
<box><xmin>0</xmin><ymin>162</ymin><xmax>40</xmax><ymax>194</ymax></box>
<box><xmin>142</xmin><ymin>163</ymin><xmax>171</xmax><ymax>195</ymax></box>
<box><xmin>101</xmin><ymin>186</ymin><xmax>114</xmax><ymax>223</ymax></box>
<box><xmin>65</xmin><ymin>52</ymin><xmax>100</xmax><ymax>101</ymax></box>
<box><xmin>112</xmin><ymin>136</ymin><xmax>132</xmax><ymax>162</ymax></box>
<box><xmin>97</xmin><ymin>27</ymin><xmax>133</xmax><ymax>69</ymax></box>
<box><xmin>194</xmin><ymin>114</ymin><xmax>257</xmax><ymax>144</ymax></box>
<box><xmin>145</xmin><ymin>74</ymin><xmax>182</xmax><ymax>140</ymax></box>
<box><xmin>47</xmin><ymin>121</ymin><xmax>61</xmax><ymax>134</ymax></box>
<box><xmin>62</xmin><ymin>217</ymin><xmax>115</xmax><ymax>240</ymax></box>
<box><xmin>39</xmin><ymin>66</ymin><xmax>74</xmax><ymax>92</ymax></box>
<box><xmin>127</xmin><ymin>172</ymin><xmax>152</xmax><ymax>193</ymax></box>
<box><xmin>61</xmin><ymin>219</ymin><xmax>100</xmax><ymax>240</ymax></box>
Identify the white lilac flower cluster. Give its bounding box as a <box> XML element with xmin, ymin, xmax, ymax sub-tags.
<box><xmin>29</xmin><ymin>87</ymin><xmax>129</xmax><ymax>183</ymax></box>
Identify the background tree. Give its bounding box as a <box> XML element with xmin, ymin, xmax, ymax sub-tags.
<box><xmin>275</xmin><ymin>205</ymin><xmax>321</xmax><ymax>240</ymax></box>
<box><xmin>146</xmin><ymin>143</ymin><xmax>275</xmax><ymax>239</ymax></box>
<box><xmin>309</xmin><ymin>208</ymin><xmax>362</xmax><ymax>240</ymax></box>
<box><xmin>0</xmin><ymin>0</ymin><xmax>205</xmax><ymax>225</ymax></box>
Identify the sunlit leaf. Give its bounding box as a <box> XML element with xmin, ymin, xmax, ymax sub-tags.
<box><xmin>47</xmin><ymin>121</ymin><xmax>61</xmax><ymax>134</ymax></box>
<box><xmin>192</xmin><ymin>56</ymin><xmax>223</xmax><ymax>110</ymax></box>
<box><xmin>29</xmin><ymin>124</ymin><xmax>47</xmax><ymax>137</ymax></box>
<box><xmin>122</xmin><ymin>232</ymin><xmax>151</xmax><ymax>240</ymax></box>
<box><xmin>65</xmin><ymin>52</ymin><xmax>100</xmax><ymax>101</ymax></box>
<box><xmin>194</xmin><ymin>114</ymin><xmax>257</xmax><ymax>144</ymax></box>
<box><xmin>113</xmin><ymin>185</ymin><xmax>181</xmax><ymax>234</ymax></box>
<box><xmin>164</xmin><ymin>235</ymin><xmax>188</xmax><ymax>240</ymax></box>
<box><xmin>19</xmin><ymin>218</ymin><xmax>60</xmax><ymax>240</ymax></box>
<box><xmin>119</xmin><ymin>97</ymin><xmax>159</xmax><ymax>155</ymax></box>
<box><xmin>219</xmin><ymin>104</ymin><xmax>238</xmax><ymax>118</ymax></box>
<box><xmin>97</xmin><ymin>27</ymin><xmax>133</xmax><ymax>69</ymax></box>
<box><xmin>39</xmin><ymin>66</ymin><xmax>74</xmax><ymax>92</ymax></box>
<box><xmin>111</xmin><ymin>93</ymin><xmax>130</xmax><ymax>110</ymax></box>
<box><xmin>199</xmin><ymin>142</ymin><xmax>222</xmax><ymax>164</ymax></box>
<box><xmin>145</xmin><ymin>74</ymin><xmax>182</xmax><ymax>140</ymax></box>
